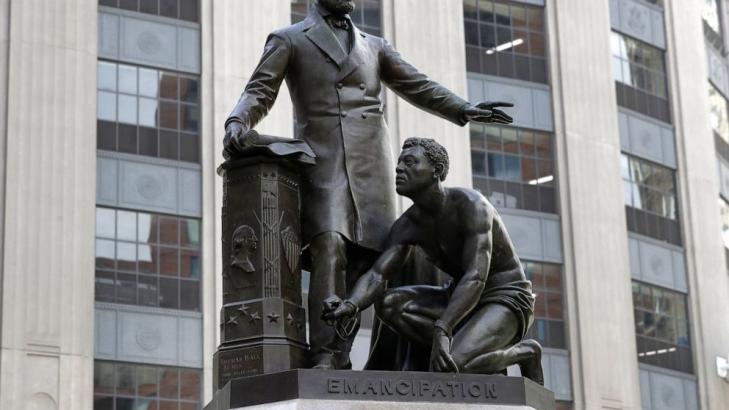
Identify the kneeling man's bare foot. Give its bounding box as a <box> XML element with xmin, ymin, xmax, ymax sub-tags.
<box><xmin>515</xmin><ymin>339</ymin><xmax>544</xmax><ymax>385</ymax></box>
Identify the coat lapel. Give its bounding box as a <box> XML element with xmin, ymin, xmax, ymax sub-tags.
<box><xmin>337</xmin><ymin>26</ymin><xmax>367</xmax><ymax>81</ymax></box>
<box><xmin>304</xmin><ymin>13</ymin><xmax>348</xmax><ymax>68</ymax></box>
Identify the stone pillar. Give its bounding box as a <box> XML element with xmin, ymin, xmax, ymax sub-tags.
<box><xmin>201</xmin><ymin>0</ymin><xmax>294</xmax><ymax>400</ymax></box>
<box><xmin>548</xmin><ymin>1</ymin><xmax>641</xmax><ymax>408</ymax></box>
<box><xmin>665</xmin><ymin>1</ymin><xmax>729</xmax><ymax>408</ymax></box>
<box><xmin>0</xmin><ymin>0</ymin><xmax>97</xmax><ymax>409</ymax></box>
<box><xmin>381</xmin><ymin>0</ymin><xmax>471</xmax><ymax>206</ymax></box>
<box><xmin>213</xmin><ymin>156</ymin><xmax>308</xmax><ymax>390</ymax></box>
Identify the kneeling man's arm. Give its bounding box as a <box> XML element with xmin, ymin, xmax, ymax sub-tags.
<box><xmin>435</xmin><ymin>207</ymin><xmax>493</xmax><ymax>337</ymax></box>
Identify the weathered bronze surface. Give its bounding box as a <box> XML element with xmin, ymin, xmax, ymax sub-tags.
<box><xmin>322</xmin><ymin>138</ymin><xmax>544</xmax><ymax>384</ymax></box>
<box><xmin>222</xmin><ymin>0</ymin><xmax>514</xmax><ymax>369</ymax></box>
<box><xmin>214</xmin><ymin>152</ymin><xmax>311</xmax><ymax>389</ymax></box>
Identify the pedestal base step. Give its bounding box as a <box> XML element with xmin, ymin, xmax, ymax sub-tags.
<box><xmin>205</xmin><ymin>369</ymin><xmax>555</xmax><ymax>410</ymax></box>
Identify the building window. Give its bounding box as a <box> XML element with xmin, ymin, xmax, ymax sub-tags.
<box><xmin>97</xmin><ymin>61</ymin><xmax>200</xmax><ymax>163</ymax></box>
<box><xmin>93</xmin><ymin>360</ymin><xmax>201</xmax><ymax>410</ymax></box>
<box><xmin>703</xmin><ymin>0</ymin><xmax>724</xmax><ymax>52</ymax></box>
<box><xmin>471</xmin><ymin>124</ymin><xmax>557</xmax><ymax>213</ymax></box>
<box><xmin>611</xmin><ymin>32</ymin><xmax>670</xmax><ymax>123</ymax></box>
<box><xmin>720</xmin><ymin>197</ymin><xmax>729</xmax><ymax>271</ymax></box>
<box><xmin>463</xmin><ymin>0</ymin><xmax>548</xmax><ymax>84</ymax></box>
<box><xmin>291</xmin><ymin>0</ymin><xmax>381</xmax><ymax>36</ymax></box>
<box><xmin>524</xmin><ymin>261</ymin><xmax>566</xmax><ymax>349</ymax></box>
<box><xmin>709</xmin><ymin>83</ymin><xmax>729</xmax><ymax>143</ymax></box>
<box><xmin>632</xmin><ymin>281</ymin><xmax>693</xmax><ymax>374</ymax></box>
<box><xmin>95</xmin><ymin>207</ymin><xmax>201</xmax><ymax>311</ymax></box>
<box><xmin>99</xmin><ymin>0</ymin><xmax>200</xmax><ymax>23</ymax></box>
<box><xmin>622</xmin><ymin>154</ymin><xmax>681</xmax><ymax>245</ymax></box>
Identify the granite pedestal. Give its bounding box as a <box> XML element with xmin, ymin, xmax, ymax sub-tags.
<box><xmin>205</xmin><ymin>369</ymin><xmax>555</xmax><ymax>410</ymax></box>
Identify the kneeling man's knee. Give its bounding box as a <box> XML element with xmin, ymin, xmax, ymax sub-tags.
<box><xmin>376</xmin><ymin>289</ymin><xmax>409</xmax><ymax>324</ymax></box>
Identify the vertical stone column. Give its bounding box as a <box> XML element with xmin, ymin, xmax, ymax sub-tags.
<box><xmin>381</xmin><ymin>0</ymin><xmax>471</xmax><ymax>195</ymax></box>
<box><xmin>201</xmin><ymin>0</ymin><xmax>293</xmax><ymax>401</ymax></box>
<box><xmin>0</xmin><ymin>0</ymin><xmax>97</xmax><ymax>408</ymax></box>
<box><xmin>549</xmin><ymin>1</ymin><xmax>641</xmax><ymax>409</ymax></box>
<box><xmin>665</xmin><ymin>1</ymin><xmax>729</xmax><ymax>408</ymax></box>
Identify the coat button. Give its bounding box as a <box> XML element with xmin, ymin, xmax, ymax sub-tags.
<box><xmin>361</xmin><ymin>112</ymin><xmax>367</xmax><ymax>118</ymax></box>
<box><xmin>337</xmin><ymin>83</ymin><xmax>344</xmax><ymax>89</ymax></box>
<box><xmin>359</xmin><ymin>83</ymin><xmax>366</xmax><ymax>90</ymax></box>
<box><xmin>341</xmin><ymin>111</ymin><xmax>348</xmax><ymax>117</ymax></box>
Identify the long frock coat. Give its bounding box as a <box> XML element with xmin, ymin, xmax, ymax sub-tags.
<box><xmin>227</xmin><ymin>8</ymin><xmax>470</xmax><ymax>251</ymax></box>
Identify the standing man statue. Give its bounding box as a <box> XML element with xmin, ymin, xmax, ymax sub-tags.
<box><xmin>223</xmin><ymin>0</ymin><xmax>514</xmax><ymax>370</ymax></box>
<box><xmin>322</xmin><ymin>138</ymin><xmax>543</xmax><ymax>383</ymax></box>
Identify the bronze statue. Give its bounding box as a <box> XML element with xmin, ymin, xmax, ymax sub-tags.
<box><xmin>223</xmin><ymin>0</ymin><xmax>513</xmax><ymax>369</ymax></box>
<box><xmin>322</xmin><ymin>138</ymin><xmax>543</xmax><ymax>384</ymax></box>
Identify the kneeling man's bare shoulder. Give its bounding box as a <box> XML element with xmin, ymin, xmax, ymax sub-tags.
<box><xmin>450</xmin><ymin>188</ymin><xmax>495</xmax><ymax>232</ymax></box>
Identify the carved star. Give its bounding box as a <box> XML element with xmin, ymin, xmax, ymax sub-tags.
<box><xmin>267</xmin><ymin>312</ymin><xmax>280</xmax><ymax>323</ymax></box>
<box><xmin>237</xmin><ymin>305</ymin><xmax>250</xmax><ymax>317</ymax></box>
<box><xmin>226</xmin><ymin>315</ymin><xmax>239</xmax><ymax>327</ymax></box>
<box><xmin>249</xmin><ymin>311</ymin><xmax>261</xmax><ymax>323</ymax></box>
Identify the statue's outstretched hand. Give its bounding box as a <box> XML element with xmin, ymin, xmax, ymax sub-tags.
<box><xmin>464</xmin><ymin>101</ymin><xmax>514</xmax><ymax>125</ymax></box>
<box><xmin>223</xmin><ymin>122</ymin><xmax>256</xmax><ymax>159</ymax></box>
<box><xmin>429</xmin><ymin>328</ymin><xmax>459</xmax><ymax>373</ymax></box>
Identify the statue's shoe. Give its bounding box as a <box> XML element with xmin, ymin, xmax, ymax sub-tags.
<box><xmin>311</xmin><ymin>352</ymin><xmax>352</xmax><ymax>370</ymax></box>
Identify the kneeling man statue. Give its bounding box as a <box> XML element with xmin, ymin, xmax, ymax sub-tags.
<box><xmin>322</xmin><ymin>137</ymin><xmax>543</xmax><ymax>384</ymax></box>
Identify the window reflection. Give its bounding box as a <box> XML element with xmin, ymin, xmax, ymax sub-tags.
<box><xmin>464</xmin><ymin>0</ymin><xmax>548</xmax><ymax>84</ymax></box>
<box><xmin>93</xmin><ymin>361</ymin><xmax>201</xmax><ymax>409</ymax></box>
<box><xmin>94</xmin><ymin>207</ymin><xmax>201</xmax><ymax>311</ymax></box>
<box><xmin>472</xmin><ymin>124</ymin><xmax>556</xmax><ymax>213</ymax></box>
<box><xmin>709</xmin><ymin>84</ymin><xmax>729</xmax><ymax>142</ymax></box>
<box><xmin>633</xmin><ymin>281</ymin><xmax>693</xmax><ymax>373</ymax></box>
<box><xmin>622</xmin><ymin>154</ymin><xmax>677</xmax><ymax>220</ymax></box>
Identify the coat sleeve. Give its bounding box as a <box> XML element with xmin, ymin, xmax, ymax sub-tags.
<box><xmin>379</xmin><ymin>39</ymin><xmax>470</xmax><ymax>126</ymax></box>
<box><xmin>226</xmin><ymin>32</ymin><xmax>292</xmax><ymax>129</ymax></box>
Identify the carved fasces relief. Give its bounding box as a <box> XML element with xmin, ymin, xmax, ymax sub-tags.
<box><xmin>280</xmin><ymin>225</ymin><xmax>300</xmax><ymax>287</ymax></box>
<box><xmin>228</xmin><ymin>224</ymin><xmax>258</xmax><ymax>289</ymax></box>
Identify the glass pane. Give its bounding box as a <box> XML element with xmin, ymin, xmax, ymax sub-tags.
<box><xmin>180</xmin><ymin>280</ymin><xmax>200</xmax><ymax>310</ymax></box>
<box><xmin>138</xmin><ymin>213</ymin><xmax>158</xmax><ymax>244</ymax></box>
<box><xmin>137</xmin><ymin>366</ymin><xmax>158</xmax><ymax>398</ymax></box>
<box><xmin>180</xmin><ymin>249</ymin><xmax>200</xmax><ymax>278</ymax></box>
<box><xmin>116</xmin><ymin>364</ymin><xmax>136</xmax><ymax>395</ymax></box>
<box><xmin>179</xmin><ymin>370</ymin><xmax>200</xmax><ymax>401</ymax></box>
<box><xmin>543</xmin><ymin>264</ymin><xmax>562</xmax><ymax>290</ymax></box>
<box><xmin>116</xmin><ymin>242</ymin><xmax>137</xmax><ymax>271</ymax></box>
<box><xmin>115</xmin><ymin>397</ymin><xmax>135</xmax><ymax>410</ymax></box>
<box><xmin>117</xmin><ymin>273</ymin><xmax>137</xmax><ymax>304</ymax></box>
<box><xmin>159</xmin><ymin>278</ymin><xmax>179</xmax><ymax>309</ymax></box>
<box><xmin>97</xmin><ymin>91</ymin><xmax>117</xmax><ymax>121</ymax></box>
<box><xmin>160</xmin><ymin>247</ymin><xmax>179</xmax><ymax>276</ymax></box>
<box><xmin>94</xmin><ymin>361</ymin><xmax>115</xmax><ymax>394</ymax></box>
<box><xmin>158</xmin><ymin>368</ymin><xmax>179</xmax><ymax>399</ymax></box>
<box><xmin>159</xmin><ymin>130</ymin><xmax>179</xmax><ymax>160</ymax></box>
<box><xmin>159</xmin><ymin>217</ymin><xmax>179</xmax><ymax>245</ymax></box>
<box><xmin>117</xmin><ymin>211</ymin><xmax>137</xmax><ymax>241</ymax></box>
<box><xmin>179</xmin><ymin>0</ymin><xmax>199</xmax><ymax>22</ymax></box>
<box><xmin>179</xmin><ymin>132</ymin><xmax>199</xmax><ymax>163</ymax></box>
<box><xmin>98</xmin><ymin>62</ymin><xmax>117</xmax><ymax>91</ymax></box>
<box><xmin>160</xmin><ymin>0</ymin><xmax>178</xmax><ymax>18</ymax></box>
<box><xmin>95</xmin><ymin>270</ymin><xmax>115</xmax><ymax>302</ymax></box>
<box><xmin>118</xmin><ymin>95</ymin><xmax>138</xmax><ymax>124</ymax></box>
<box><xmin>180</xmin><ymin>104</ymin><xmax>198</xmax><ymax>132</ymax></box>
<box><xmin>96</xmin><ymin>208</ymin><xmax>116</xmax><ymax>239</ymax></box>
<box><xmin>139</xmin><ymin>68</ymin><xmax>159</xmax><ymax>98</ymax></box>
<box><xmin>118</xmin><ymin>64</ymin><xmax>137</xmax><ymax>94</ymax></box>
<box><xmin>179</xmin><ymin>77</ymin><xmax>199</xmax><ymax>103</ymax></box>
<box><xmin>159</xmin><ymin>73</ymin><xmax>178</xmax><ymax>100</ymax></box>
<box><xmin>159</xmin><ymin>101</ymin><xmax>178</xmax><ymax>129</ymax></box>
<box><xmin>471</xmin><ymin>151</ymin><xmax>486</xmax><ymax>175</ymax></box>
<box><xmin>96</xmin><ymin>239</ymin><xmax>115</xmax><ymax>269</ymax></box>
<box><xmin>180</xmin><ymin>219</ymin><xmax>200</xmax><ymax>248</ymax></box>
<box><xmin>534</xmin><ymin>132</ymin><xmax>551</xmax><ymax>157</ymax></box>
<box><xmin>138</xmin><ymin>275</ymin><xmax>158</xmax><ymax>307</ymax></box>
<box><xmin>139</xmin><ymin>98</ymin><xmax>158</xmax><ymax>127</ymax></box>
<box><xmin>138</xmin><ymin>244</ymin><xmax>157</xmax><ymax>274</ymax></box>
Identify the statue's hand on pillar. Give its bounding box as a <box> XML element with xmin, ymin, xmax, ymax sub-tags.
<box><xmin>223</xmin><ymin>120</ymin><xmax>257</xmax><ymax>159</ymax></box>
<box><xmin>463</xmin><ymin>101</ymin><xmax>514</xmax><ymax>125</ymax></box>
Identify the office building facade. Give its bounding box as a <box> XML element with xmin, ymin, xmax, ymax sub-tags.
<box><xmin>1</xmin><ymin>0</ymin><xmax>729</xmax><ymax>409</ymax></box>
